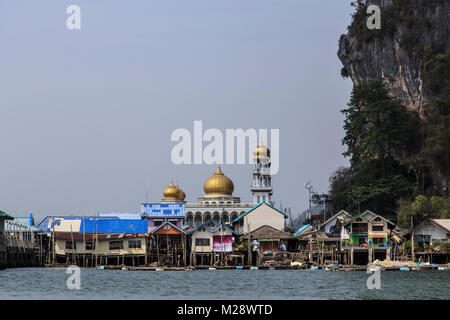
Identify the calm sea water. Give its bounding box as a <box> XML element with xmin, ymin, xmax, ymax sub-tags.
<box><xmin>0</xmin><ymin>268</ymin><xmax>449</xmax><ymax>300</ymax></box>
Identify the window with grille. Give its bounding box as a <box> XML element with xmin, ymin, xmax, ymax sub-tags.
<box><xmin>128</xmin><ymin>240</ymin><xmax>142</xmax><ymax>248</ymax></box>
<box><xmin>371</xmin><ymin>225</ymin><xmax>384</xmax><ymax>232</ymax></box>
<box><xmin>195</xmin><ymin>238</ymin><xmax>210</xmax><ymax>246</ymax></box>
<box><xmin>109</xmin><ymin>241</ymin><xmax>123</xmax><ymax>250</ymax></box>
<box><xmin>85</xmin><ymin>241</ymin><xmax>95</xmax><ymax>250</ymax></box>
<box><xmin>66</xmin><ymin>241</ymin><xmax>76</xmax><ymax>249</ymax></box>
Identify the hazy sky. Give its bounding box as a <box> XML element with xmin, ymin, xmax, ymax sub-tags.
<box><xmin>0</xmin><ymin>1</ymin><xmax>354</xmax><ymax>222</ymax></box>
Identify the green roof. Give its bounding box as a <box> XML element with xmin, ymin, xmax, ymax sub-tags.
<box><xmin>232</xmin><ymin>201</ymin><xmax>289</xmax><ymax>222</ymax></box>
<box><xmin>0</xmin><ymin>210</ymin><xmax>14</xmax><ymax>220</ymax></box>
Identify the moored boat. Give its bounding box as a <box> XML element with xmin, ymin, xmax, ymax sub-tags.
<box><xmin>400</xmin><ymin>267</ymin><xmax>410</xmax><ymax>271</ymax></box>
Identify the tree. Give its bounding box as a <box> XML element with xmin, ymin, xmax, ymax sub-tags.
<box><xmin>329</xmin><ymin>167</ymin><xmax>354</xmax><ymax>213</ymax></box>
<box><xmin>342</xmin><ymin>80</ymin><xmax>418</xmax><ymax>172</ymax></box>
<box><xmin>422</xmin><ymin>97</ymin><xmax>450</xmax><ymax>193</ymax></box>
<box><xmin>398</xmin><ymin>195</ymin><xmax>450</xmax><ymax>228</ymax></box>
<box><xmin>334</xmin><ymin>80</ymin><xmax>419</xmax><ymax>218</ymax></box>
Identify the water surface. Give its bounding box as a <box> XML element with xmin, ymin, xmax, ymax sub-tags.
<box><xmin>0</xmin><ymin>268</ymin><xmax>449</xmax><ymax>300</ymax></box>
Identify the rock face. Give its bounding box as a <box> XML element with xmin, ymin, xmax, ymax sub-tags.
<box><xmin>338</xmin><ymin>0</ymin><xmax>450</xmax><ymax>114</ymax></box>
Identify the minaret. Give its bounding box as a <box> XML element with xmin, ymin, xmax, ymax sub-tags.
<box><xmin>251</xmin><ymin>141</ymin><xmax>273</xmax><ymax>205</ymax></box>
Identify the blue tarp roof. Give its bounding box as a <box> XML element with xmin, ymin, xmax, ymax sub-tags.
<box><xmin>37</xmin><ymin>216</ymin><xmax>147</xmax><ymax>233</ymax></box>
<box><xmin>36</xmin><ymin>216</ymin><xmax>116</xmax><ymax>231</ymax></box>
<box><xmin>80</xmin><ymin>219</ymin><xmax>147</xmax><ymax>233</ymax></box>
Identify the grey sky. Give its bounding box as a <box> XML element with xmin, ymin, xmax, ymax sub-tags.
<box><xmin>0</xmin><ymin>1</ymin><xmax>354</xmax><ymax>222</ymax></box>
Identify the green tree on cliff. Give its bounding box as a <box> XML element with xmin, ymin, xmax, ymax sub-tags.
<box><xmin>330</xmin><ymin>80</ymin><xmax>420</xmax><ymax>217</ymax></box>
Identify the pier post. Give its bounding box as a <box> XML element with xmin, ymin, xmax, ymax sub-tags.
<box><xmin>350</xmin><ymin>247</ymin><xmax>354</xmax><ymax>266</ymax></box>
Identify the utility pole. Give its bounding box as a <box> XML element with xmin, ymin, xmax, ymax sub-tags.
<box><xmin>304</xmin><ymin>181</ymin><xmax>313</xmax><ymax>209</ymax></box>
<box><xmin>411</xmin><ymin>216</ymin><xmax>415</xmax><ymax>262</ymax></box>
<box><xmin>288</xmin><ymin>208</ymin><xmax>293</xmax><ymax>233</ymax></box>
<box><xmin>52</xmin><ymin>218</ymin><xmax>56</xmax><ymax>267</ymax></box>
<box><xmin>83</xmin><ymin>215</ymin><xmax>85</xmax><ymax>268</ymax></box>
<box><xmin>95</xmin><ymin>219</ymin><xmax>99</xmax><ymax>267</ymax></box>
<box><xmin>247</xmin><ymin>221</ymin><xmax>251</xmax><ymax>266</ymax></box>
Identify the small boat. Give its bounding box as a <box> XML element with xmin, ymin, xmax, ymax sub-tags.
<box><xmin>310</xmin><ymin>266</ymin><xmax>319</xmax><ymax>270</ymax></box>
<box><xmin>236</xmin><ymin>266</ymin><xmax>243</xmax><ymax>270</ymax></box>
<box><xmin>155</xmin><ymin>268</ymin><xmax>164</xmax><ymax>271</ymax></box>
<box><xmin>438</xmin><ymin>267</ymin><xmax>448</xmax><ymax>271</ymax></box>
<box><xmin>268</xmin><ymin>266</ymin><xmax>276</xmax><ymax>270</ymax></box>
<box><xmin>209</xmin><ymin>267</ymin><xmax>216</xmax><ymax>271</ymax></box>
<box><xmin>327</xmin><ymin>264</ymin><xmax>343</xmax><ymax>271</ymax></box>
<box><xmin>96</xmin><ymin>265</ymin><xmax>105</xmax><ymax>270</ymax></box>
<box><xmin>367</xmin><ymin>265</ymin><xmax>380</xmax><ymax>272</ymax></box>
<box><xmin>121</xmin><ymin>267</ymin><xmax>128</xmax><ymax>271</ymax></box>
<box><xmin>250</xmin><ymin>267</ymin><xmax>259</xmax><ymax>270</ymax></box>
<box><xmin>399</xmin><ymin>267</ymin><xmax>410</xmax><ymax>271</ymax></box>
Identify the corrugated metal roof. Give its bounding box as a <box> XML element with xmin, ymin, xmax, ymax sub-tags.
<box><xmin>80</xmin><ymin>219</ymin><xmax>147</xmax><ymax>234</ymax></box>
<box><xmin>431</xmin><ymin>219</ymin><xmax>450</xmax><ymax>233</ymax></box>
<box><xmin>232</xmin><ymin>202</ymin><xmax>288</xmax><ymax>222</ymax></box>
<box><xmin>187</xmin><ymin>219</ymin><xmax>238</xmax><ymax>236</ymax></box>
<box><xmin>5</xmin><ymin>217</ymin><xmax>41</xmax><ymax>231</ymax></box>
<box><xmin>150</xmin><ymin>221</ymin><xmax>185</xmax><ymax>235</ymax></box>
<box><xmin>37</xmin><ymin>216</ymin><xmax>116</xmax><ymax>231</ymax></box>
<box><xmin>246</xmin><ymin>225</ymin><xmax>291</xmax><ymax>239</ymax></box>
<box><xmin>54</xmin><ymin>232</ymin><xmax>148</xmax><ymax>241</ymax></box>
<box><xmin>293</xmin><ymin>224</ymin><xmax>311</xmax><ymax>236</ymax></box>
<box><xmin>141</xmin><ymin>203</ymin><xmax>185</xmax><ymax>218</ymax></box>
<box><xmin>320</xmin><ymin>210</ymin><xmax>351</xmax><ymax>229</ymax></box>
<box><xmin>37</xmin><ymin>216</ymin><xmax>147</xmax><ymax>234</ymax></box>
<box><xmin>98</xmin><ymin>212</ymin><xmax>142</xmax><ymax>220</ymax></box>
<box><xmin>0</xmin><ymin>210</ymin><xmax>13</xmax><ymax>220</ymax></box>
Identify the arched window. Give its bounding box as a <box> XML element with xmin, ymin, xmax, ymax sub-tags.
<box><xmin>231</xmin><ymin>212</ymin><xmax>239</xmax><ymax>223</ymax></box>
<box><xmin>194</xmin><ymin>212</ymin><xmax>203</xmax><ymax>227</ymax></box>
<box><xmin>186</xmin><ymin>212</ymin><xmax>194</xmax><ymax>226</ymax></box>
<box><xmin>222</xmin><ymin>213</ymin><xmax>230</xmax><ymax>225</ymax></box>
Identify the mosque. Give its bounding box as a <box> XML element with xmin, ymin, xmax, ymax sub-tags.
<box><xmin>158</xmin><ymin>141</ymin><xmax>274</xmax><ymax>227</ymax></box>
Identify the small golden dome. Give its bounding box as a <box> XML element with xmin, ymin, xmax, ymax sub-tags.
<box><xmin>177</xmin><ymin>185</ymin><xmax>186</xmax><ymax>201</ymax></box>
<box><xmin>163</xmin><ymin>182</ymin><xmax>180</xmax><ymax>200</ymax></box>
<box><xmin>253</xmin><ymin>141</ymin><xmax>270</xmax><ymax>158</ymax></box>
<box><xmin>203</xmin><ymin>166</ymin><xmax>234</xmax><ymax>196</ymax></box>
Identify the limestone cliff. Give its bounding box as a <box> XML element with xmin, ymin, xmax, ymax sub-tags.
<box><xmin>338</xmin><ymin>0</ymin><xmax>450</xmax><ymax>114</ymax></box>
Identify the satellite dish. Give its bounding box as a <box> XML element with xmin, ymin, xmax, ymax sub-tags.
<box><xmin>304</xmin><ymin>181</ymin><xmax>312</xmax><ymax>190</ymax></box>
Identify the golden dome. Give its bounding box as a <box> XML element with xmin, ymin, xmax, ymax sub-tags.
<box><xmin>177</xmin><ymin>185</ymin><xmax>186</xmax><ymax>201</ymax></box>
<box><xmin>253</xmin><ymin>141</ymin><xmax>270</xmax><ymax>158</ymax></box>
<box><xmin>203</xmin><ymin>166</ymin><xmax>234</xmax><ymax>196</ymax></box>
<box><xmin>163</xmin><ymin>182</ymin><xmax>180</xmax><ymax>200</ymax></box>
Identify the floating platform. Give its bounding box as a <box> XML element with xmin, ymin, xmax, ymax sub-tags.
<box><xmin>94</xmin><ymin>263</ymin><xmax>450</xmax><ymax>272</ymax></box>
